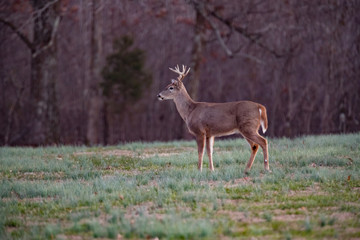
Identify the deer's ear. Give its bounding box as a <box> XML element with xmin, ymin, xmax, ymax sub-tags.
<box><xmin>171</xmin><ymin>79</ymin><xmax>178</xmax><ymax>84</ymax></box>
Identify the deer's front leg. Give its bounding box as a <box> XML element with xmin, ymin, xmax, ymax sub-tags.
<box><xmin>196</xmin><ymin>135</ymin><xmax>205</xmax><ymax>171</ymax></box>
<box><xmin>206</xmin><ymin>136</ymin><xmax>215</xmax><ymax>171</ymax></box>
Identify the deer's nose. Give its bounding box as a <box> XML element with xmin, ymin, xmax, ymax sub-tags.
<box><xmin>157</xmin><ymin>94</ymin><xmax>164</xmax><ymax>100</ymax></box>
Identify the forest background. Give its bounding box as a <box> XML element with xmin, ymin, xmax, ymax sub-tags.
<box><xmin>0</xmin><ymin>0</ymin><xmax>359</xmax><ymax>146</ymax></box>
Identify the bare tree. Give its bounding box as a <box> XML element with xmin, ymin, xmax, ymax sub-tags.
<box><xmin>86</xmin><ymin>0</ymin><xmax>105</xmax><ymax>145</ymax></box>
<box><xmin>187</xmin><ymin>0</ymin><xmax>206</xmax><ymax>101</ymax></box>
<box><xmin>1</xmin><ymin>0</ymin><xmax>359</xmax><ymax>145</ymax></box>
<box><xmin>1</xmin><ymin>0</ymin><xmax>62</xmax><ymax>145</ymax></box>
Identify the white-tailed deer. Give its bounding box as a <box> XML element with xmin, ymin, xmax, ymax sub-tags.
<box><xmin>157</xmin><ymin>65</ymin><xmax>269</xmax><ymax>173</ymax></box>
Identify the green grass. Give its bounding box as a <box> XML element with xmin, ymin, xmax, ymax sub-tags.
<box><xmin>0</xmin><ymin>133</ymin><xmax>360</xmax><ymax>239</ymax></box>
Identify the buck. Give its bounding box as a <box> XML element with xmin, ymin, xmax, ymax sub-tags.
<box><xmin>157</xmin><ymin>65</ymin><xmax>269</xmax><ymax>173</ymax></box>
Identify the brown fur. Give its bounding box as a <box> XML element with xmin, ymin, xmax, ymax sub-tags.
<box><xmin>158</xmin><ymin>67</ymin><xmax>269</xmax><ymax>173</ymax></box>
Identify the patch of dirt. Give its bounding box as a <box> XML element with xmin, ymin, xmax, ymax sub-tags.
<box><xmin>330</xmin><ymin>212</ymin><xmax>356</xmax><ymax>222</ymax></box>
<box><xmin>217</xmin><ymin>210</ymin><xmax>247</xmax><ymax>221</ymax></box>
<box><xmin>74</xmin><ymin>147</ymin><xmax>196</xmax><ymax>159</ymax></box>
<box><xmin>102</xmin><ymin>169</ymin><xmax>144</xmax><ymax>176</ymax></box>
<box><xmin>217</xmin><ymin>209</ymin><xmax>264</xmax><ymax>223</ymax></box>
<box><xmin>287</xmin><ymin>184</ymin><xmax>327</xmax><ymax>197</ymax></box>
<box><xmin>344</xmin><ymin>227</ymin><xmax>360</xmax><ymax>234</ymax></box>
<box><xmin>269</xmin><ymin>207</ymin><xmax>357</xmax><ymax>224</ymax></box>
<box><xmin>8</xmin><ymin>171</ymin><xmax>65</xmax><ymax>181</ymax></box>
<box><xmin>224</xmin><ymin>177</ymin><xmax>254</xmax><ymax>188</ymax></box>
<box><xmin>308</xmin><ymin>162</ymin><xmax>346</xmax><ymax>169</ymax></box>
<box><xmin>74</xmin><ymin>149</ymin><xmax>134</xmax><ymax>157</ymax></box>
<box><xmin>272</xmin><ymin>214</ymin><xmax>305</xmax><ymax>222</ymax></box>
<box><xmin>200</xmin><ymin>177</ymin><xmax>253</xmax><ymax>188</ymax></box>
<box><xmin>220</xmin><ymin>198</ymin><xmax>245</xmax><ymax>206</ymax></box>
<box><xmin>124</xmin><ymin>201</ymin><xmax>166</xmax><ymax>222</ymax></box>
<box><xmin>2</xmin><ymin>196</ymin><xmax>58</xmax><ymax>202</ymax></box>
<box><xmin>56</xmin><ymin>235</ymin><xmax>82</xmax><ymax>240</ymax></box>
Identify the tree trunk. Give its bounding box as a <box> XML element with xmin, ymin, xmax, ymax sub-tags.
<box><xmin>29</xmin><ymin>0</ymin><xmax>61</xmax><ymax>145</ymax></box>
<box><xmin>189</xmin><ymin>7</ymin><xmax>206</xmax><ymax>101</ymax></box>
<box><xmin>178</xmin><ymin>7</ymin><xmax>206</xmax><ymax>139</ymax></box>
<box><xmin>86</xmin><ymin>0</ymin><xmax>104</xmax><ymax>145</ymax></box>
<box><xmin>87</xmin><ymin>96</ymin><xmax>104</xmax><ymax>144</ymax></box>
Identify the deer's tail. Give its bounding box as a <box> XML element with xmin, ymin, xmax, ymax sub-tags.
<box><xmin>258</xmin><ymin>105</ymin><xmax>268</xmax><ymax>134</ymax></box>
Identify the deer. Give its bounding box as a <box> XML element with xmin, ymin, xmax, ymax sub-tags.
<box><xmin>157</xmin><ymin>65</ymin><xmax>269</xmax><ymax>173</ymax></box>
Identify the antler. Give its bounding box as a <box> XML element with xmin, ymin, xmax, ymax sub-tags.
<box><xmin>169</xmin><ymin>64</ymin><xmax>190</xmax><ymax>82</ymax></box>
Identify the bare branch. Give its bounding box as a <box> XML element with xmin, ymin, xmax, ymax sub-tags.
<box><xmin>32</xmin><ymin>15</ymin><xmax>61</xmax><ymax>57</ymax></box>
<box><xmin>208</xmin><ymin>9</ymin><xmax>283</xmax><ymax>58</ymax></box>
<box><xmin>190</xmin><ymin>1</ymin><xmax>233</xmax><ymax>58</ymax></box>
<box><xmin>0</xmin><ymin>0</ymin><xmax>61</xmax><ymax>53</ymax></box>
<box><xmin>235</xmin><ymin>51</ymin><xmax>264</xmax><ymax>64</ymax></box>
<box><xmin>188</xmin><ymin>1</ymin><xmax>277</xmax><ymax>61</ymax></box>
<box><xmin>32</xmin><ymin>0</ymin><xmax>60</xmax><ymax>20</ymax></box>
<box><xmin>199</xmin><ymin>11</ymin><xmax>233</xmax><ymax>58</ymax></box>
<box><xmin>0</xmin><ymin>17</ymin><xmax>34</xmax><ymax>51</ymax></box>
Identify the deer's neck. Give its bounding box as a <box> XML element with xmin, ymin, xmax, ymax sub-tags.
<box><xmin>173</xmin><ymin>87</ymin><xmax>196</xmax><ymax>122</ymax></box>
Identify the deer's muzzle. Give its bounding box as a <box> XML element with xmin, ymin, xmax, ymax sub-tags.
<box><xmin>157</xmin><ymin>94</ymin><xmax>164</xmax><ymax>100</ymax></box>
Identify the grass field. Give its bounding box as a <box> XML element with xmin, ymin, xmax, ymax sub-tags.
<box><xmin>0</xmin><ymin>133</ymin><xmax>360</xmax><ymax>239</ymax></box>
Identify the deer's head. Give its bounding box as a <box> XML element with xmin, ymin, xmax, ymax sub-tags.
<box><xmin>158</xmin><ymin>65</ymin><xmax>190</xmax><ymax>101</ymax></box>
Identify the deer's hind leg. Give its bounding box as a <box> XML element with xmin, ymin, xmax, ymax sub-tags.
<box><xmin>242</xmin><ymin>131</ymin><xmax>269</xmax><ymax>172</ymax></box>
<box><xmin>244</xmin><ymin>139</ymin><xmax>259</xmax><ymax>174</ymax></box>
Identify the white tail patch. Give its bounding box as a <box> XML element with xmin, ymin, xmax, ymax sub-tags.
<box><xmin>259</xmin><ymin>108</ymin><xmax>267</xmax><ymax>134</ymax></box>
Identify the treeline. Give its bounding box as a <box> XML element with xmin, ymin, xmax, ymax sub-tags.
<box><xmin>0</xmin><ymin>0</ymin><xmax>359</xmax><ymax>145</ymax></box>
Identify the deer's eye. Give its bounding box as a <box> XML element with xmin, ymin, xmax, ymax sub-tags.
<box><xmin>169</xmin><ymin>86</ymin><xmax>174</xmax><ymax>90</ymax></box>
